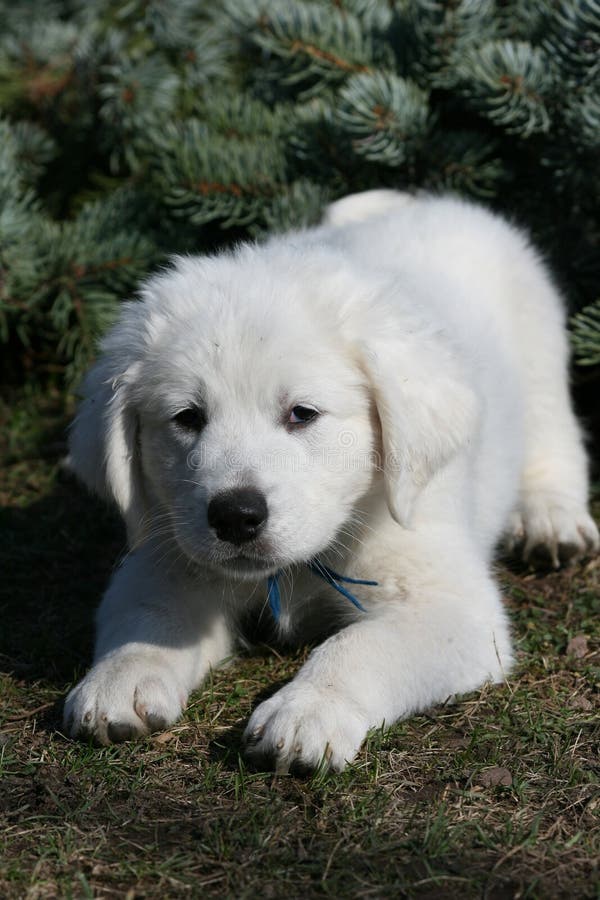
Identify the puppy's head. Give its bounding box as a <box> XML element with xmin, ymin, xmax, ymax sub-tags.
<box><xmin>69</xmin><ymin>244</ymin><xmax>476</xmax><ymax>579</ymax></box>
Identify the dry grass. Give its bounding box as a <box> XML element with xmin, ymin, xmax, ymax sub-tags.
<box><xmin>0</xmin><ymin>394</ymin><xmax>598</xmax><ymax>898</ymax></box>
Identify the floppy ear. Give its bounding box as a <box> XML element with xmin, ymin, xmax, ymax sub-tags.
<box><xmin>68</xmin><ymin>347</ymin><xmax>148</xmax><ymax>546</ymax></box>
<box><xmin>360</xmin><ymin>333</ymin><xmax>478</xmax><ymax>527</ymax></box>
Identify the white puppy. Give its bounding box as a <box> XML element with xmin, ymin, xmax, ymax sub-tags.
<box><xmin>64</xmin><ymin>191</ymin><xmax>598</xmax><ymax>770</ymax></box>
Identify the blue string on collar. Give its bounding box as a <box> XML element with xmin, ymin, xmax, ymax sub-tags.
<box><xmin>266</xmin><ymin>561</ymin><xmax>378</xmax><ymax>621</ymax></box>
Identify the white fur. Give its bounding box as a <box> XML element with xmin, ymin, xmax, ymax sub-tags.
<box><xmin>64</xmin><ymin>191</ymin><xmax>598</xmax><ymax>768</ymax></box>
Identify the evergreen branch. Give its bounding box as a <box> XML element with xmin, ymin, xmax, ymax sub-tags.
<box><xmin>6</xmin><ymin>120</ymin><xmax>56</xmax><ymax>182</ymax></box>
<box><xmin>252</xmin><ymin>179</ymin><xmax>332</xmax><ymax>236</ymax></box>
<box><xmin>0</xmin><ymin>18</ymin><xmax>83</xmax><ymax>109</ymax></box>
<box><xmin>543</xmin><ymin>0</ymin><xmax>600</xmax><ymax>84</ymax></box>
<box><xmin>1</xmin><ymin>189</ymin><xmax>157</xmax><ymax>381</ymax></box>
<box><xmin>423</xmin><ymin>130</ymin><xmax>505</xmax><ymax>198</ymax></box>
<box><xmin>564</xmin><ymin>86</ymin><xmax>600</xmax><ymax>151</ymax></box>
<box><xmin>285</xmin><ymin>39</ymin><xmax>371</xmax><ymax>75</ymax></box>
<box><xmin>456</xmin><ymin>40</ymin><xmax>554</xmax><ymax>137</ymax></box>
<box><xmin>80</xmin><ymin>0</ymin><xmax>213</xmax><ymax>52</ymax></box>
<box><xmin>397</xmin><ymin>0</ymin><xmax>499</xmax><ymax>87</ymax></box>
<box><xmin>191</xmin><ymin>90</ymin><xmax>290</xmax><ymax>140</ymax></box>
<box><xmin>226</xmin><ymin>0</ymin><xmax>383</xmax><ymax>95</ymax></box>
<box><xmin>153</xmin><ymin>120</ymin><xmax>288</xmax><ymax>227</ymax></box>
<box><xmin>0</xmin><ymin>0</ymin><xmax>599</xmax><ymax>389</ymax></box>
<box><xmin>335</xmin><ymin>71</ymin><xmax>430</xmax><ymax>167</ymax></box>
<box><xmin>571</xmin><ymin>300</ymin><xmax>600</xmax><ymax>366</ymax></box>
<box><xmin>99</xmin><ymin>55</ymin><xmax>180</xmax><ymax>171</ymax></box>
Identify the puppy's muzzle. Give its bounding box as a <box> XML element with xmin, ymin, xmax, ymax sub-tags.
<box><xmin>207</xmin><ymin>488</ymin><xmax>268</xmax><ymax>546</ymax></box>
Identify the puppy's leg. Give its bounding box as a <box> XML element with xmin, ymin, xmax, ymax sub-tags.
<box><xmin>505</xmin><ymin>265</ymin><xmax>598</xmax><ymax>566</ymax></box>
<box><xmin>244</xmin><ymin>530</ymin><xmax>512</xmax><ymax>772</ymax></box>
<box><xmin>64</xmin><ymin>546</ymin><xmax>232</xmax><ymax>744</ymax></box>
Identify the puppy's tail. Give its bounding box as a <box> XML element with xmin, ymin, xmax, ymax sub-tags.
<box><xmin>323</xmin><ymin>189</ymin><xmax>414</xmax><ymax>227</ymax></box>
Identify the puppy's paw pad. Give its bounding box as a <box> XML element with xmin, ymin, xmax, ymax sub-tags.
<box><xmin>243</xmin><ymin>683</ymin><xmax>367</xmax><ymax>773</ymax></box>
<box><xmin>106</xmin><ymin>721</ymin><xmax>143</xmax><ymax>744</ymax></box>
<box><xmin>64</xmin><ymin>658</ymin><xmax>185</xmax><ymax>745</ymax></box>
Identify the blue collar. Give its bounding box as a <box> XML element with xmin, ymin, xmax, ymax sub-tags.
<box><xmin>266</xmin><ymin>561</ymin><xmax>378</xmax><ymax>620</ymax></box>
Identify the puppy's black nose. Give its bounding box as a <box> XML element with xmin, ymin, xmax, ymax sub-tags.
<box><xmin>207</xmin><ymin>488</ymin><xmax>268</xmax><ymax>546</ymax></box>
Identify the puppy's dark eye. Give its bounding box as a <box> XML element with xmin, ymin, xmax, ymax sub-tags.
<box><xmin>172</xmin><ymin>407</ymin><xmax>207</xmax><ymax>431</ymax></box>
<box><xmin>288</xmin><ymin>405</ymin><xmax>319</xmax><ymax>426</ymax></box>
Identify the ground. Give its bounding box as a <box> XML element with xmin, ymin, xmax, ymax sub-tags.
<box><xmin>0</xmin><ymin>392</ymin><xmax>598</xmax><ymax>899</ymax></box>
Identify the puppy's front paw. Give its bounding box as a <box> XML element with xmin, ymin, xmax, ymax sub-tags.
<box><xmin>64</xmin><ymin>654</ymin><xmax>186</xmax><ymax>745</ymax></box>
<box><xmin>506</xmin><ymin>492</ymin><xmax>599</xmax><ymax>568</ymax></box>
<box><xmin>243</xmin><ymin>682</ymin><xmax>368</xmax><ymax>773</ymax></box>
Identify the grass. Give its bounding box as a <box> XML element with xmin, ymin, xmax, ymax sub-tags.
<box><xmin>0</xmin><ymin>391</ymin><xmax>598</xmax><ymax>898</ymax></box>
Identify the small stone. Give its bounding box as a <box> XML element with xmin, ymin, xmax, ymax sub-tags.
<box><xmin>566</xmin><ymin>635</ymin><xmax>589</xmax><ymax>659</ymax></box>
<box><xmin>478</xmin><ymin>766</ymin><xmax>513</xmax><ymax>787</ymax></box>
<box><xmin>567</xmin><ymin>695</ymin><xmax>593</xmax><ymax>711</ymax></box>
<box><xmin>153</xmin><ymin>731</ymin><xmax>175</xmax><ymax>744</ymax></box>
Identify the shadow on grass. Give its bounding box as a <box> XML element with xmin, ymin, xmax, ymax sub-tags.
<box><xmin>0</xmin><ymin>471</ymin><xmax>125</xmax><ymax>686</ymax></box>
<box><xmin>206</xmin><ymin>673</ymin><xmax>297</xmax><ymax>771</ymax></box>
